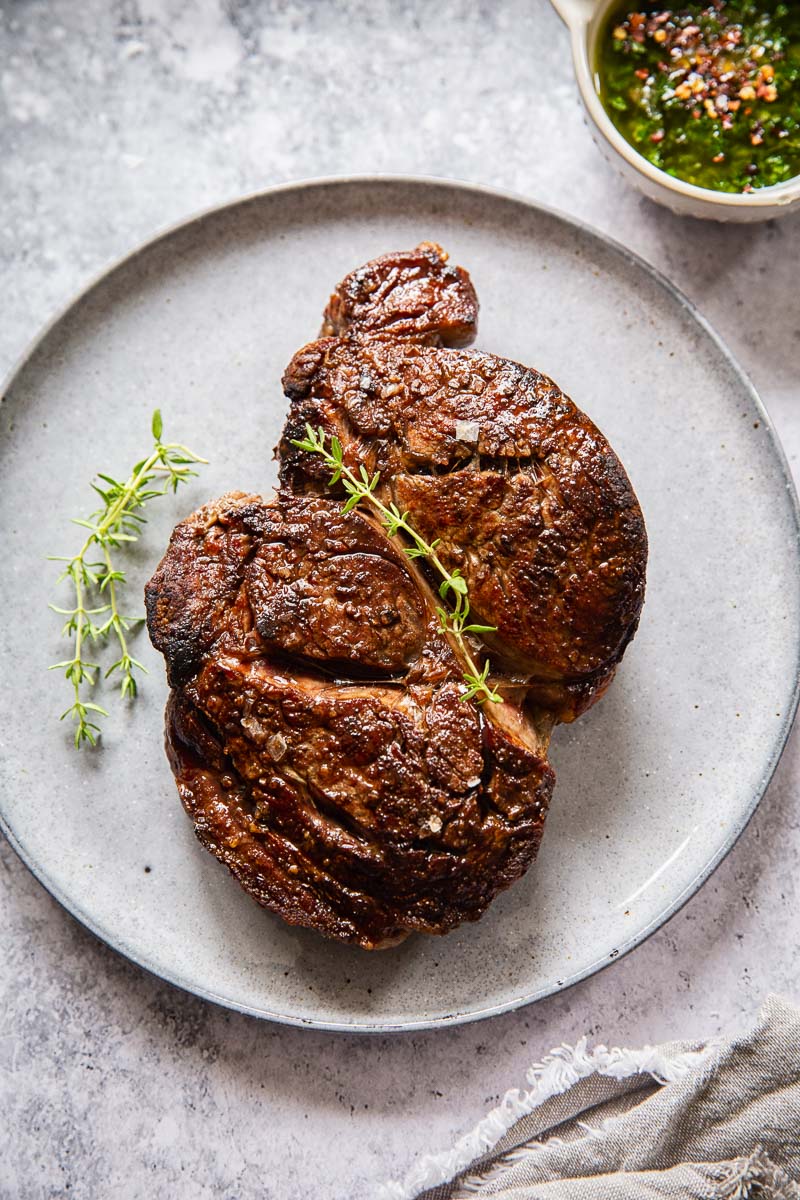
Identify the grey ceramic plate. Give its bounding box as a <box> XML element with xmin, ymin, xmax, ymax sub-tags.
<box><xmin>2</xmin><ymin>177</ymin><xmax>798</xmax><ymax>1032</ymax></box>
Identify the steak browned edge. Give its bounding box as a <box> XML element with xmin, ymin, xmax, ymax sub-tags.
<box><xmin>147</xmin><ymin>492</ymin><xmax>554</xmax><ymax>949</ymax></box>
<box><xmin>146</xmin><ymin>242</ymin><xmax>646</xmax><ymax>948</ymax></box>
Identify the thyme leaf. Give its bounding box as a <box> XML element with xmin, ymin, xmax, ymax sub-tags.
<box><xmin>290</xmin><ymin>424</ymin><xmax>502</xmax><ymax>706</ymax></box>
<box><xmin>49</xmin><ymin>409</ymin><xmax>207</xmax><ymax>748</ymax></box>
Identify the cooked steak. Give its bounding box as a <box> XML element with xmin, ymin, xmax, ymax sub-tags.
<box><xmin>319</xmin><ymin>241</ymin><xmax>478</xmax><ymax>346</ymax></box>
<box><xmin>146</xmin><ymin>492</ymin><xmax>553</xmax><ymax>949</ymax></box>
<box><xmin>280</xmin><ymin>243</ymin><xmax>647</xmax><ymax>721</ymax></box>
<box><xmin>146</xmin><ymin>244</ymin><xmax>647</xmax><ymax>948</ymax></box>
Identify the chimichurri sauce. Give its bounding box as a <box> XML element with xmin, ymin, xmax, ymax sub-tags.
<box><xmin>597</xmin><ymin>2</ymin><xmax>800</xmax><ymax>192</ymax></box>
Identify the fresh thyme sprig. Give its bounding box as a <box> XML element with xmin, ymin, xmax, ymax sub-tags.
<box><xmin>49</xmin><ymin>410</ymin><xmax>207</xmax><ymax>747</ymax></box>
<box><xmin>290</xmin><ymin>424</ymin><xmax>502</xmax><ymax>705</ymax></box>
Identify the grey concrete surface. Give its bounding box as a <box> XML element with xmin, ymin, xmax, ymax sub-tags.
<box><xmin>1</xmin><ymin>1</ymin><xmax>798</xmax><ymax>1197</ymax></box>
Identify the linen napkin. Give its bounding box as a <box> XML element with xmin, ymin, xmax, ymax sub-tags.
<box><xmin>384</xmin><ymin>995</ymin><xmax>800</xmax><ymax>1200</ymax></box>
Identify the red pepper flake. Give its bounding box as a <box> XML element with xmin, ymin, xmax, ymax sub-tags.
<box><xmin>610</xmin><ymin>7</ymin><xmax>787</xmax><ymax>142</ymax></box>
<box><xmin>712</xmin><ymin>152</ymin><xmax>725</xmax><ymax>162</ymax></box>
<box><xmin>650</xmin><ymin>129</ymin><xmax>665</xmax><ymax>143</ymax></box>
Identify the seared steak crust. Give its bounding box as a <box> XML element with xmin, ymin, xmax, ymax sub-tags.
<box><xmin>146</xmin><ymin>243</ymin><xmax>646</xmax><ymax>947</ymax></box>
<box><xmin>280</xmin><ymin>247</ymin><xmax>647</xmax><ymax>720</ymax></box>
<box><xmin>321</xmin><ymin>241</ymin><xmax>478</xmax><ymax>346</ymax></box>
<box><xmin>147</xmin><ymin>492</ymin><xmax>553</xmax><ymax>948</ymax></box>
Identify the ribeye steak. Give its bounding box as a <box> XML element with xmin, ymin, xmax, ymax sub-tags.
<box><xmin>146</xmin><ymin>243</ymin><xmax>647</xmax><ymax>949</ymax></box>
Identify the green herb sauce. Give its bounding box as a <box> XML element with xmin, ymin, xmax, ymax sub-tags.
<box><xmin>597</xmin><ymin>2</ymin><xmax>800</xmax><ymax>192</ymax></box>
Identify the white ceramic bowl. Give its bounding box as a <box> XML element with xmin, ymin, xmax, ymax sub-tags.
<box><xmin>551</xmin><ymin>0</ymin><xmax>800</xmax><ymax>222</ymax></box>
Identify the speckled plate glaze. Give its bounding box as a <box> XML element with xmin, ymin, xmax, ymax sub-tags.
<box><xmin>1</xmin><ymin>177</ymin><xmax>798</xmax><ymax>1032</ymax></box>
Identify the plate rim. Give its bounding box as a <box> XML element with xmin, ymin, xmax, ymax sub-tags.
<box><xmin>2</xmin><ymin>172</ymin><xmax>799</xmax><ymax>1033</ymax></box>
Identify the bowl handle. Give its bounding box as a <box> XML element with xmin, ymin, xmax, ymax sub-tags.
<box><xmin>548</xmin><ymin>0</ymin><xmax>595</xmax><ymax>29</ymax></box>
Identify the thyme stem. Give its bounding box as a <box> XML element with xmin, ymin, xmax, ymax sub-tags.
<box><xmin>49</xmin><ymin>410</ymin><xmax>207</xmax><ymax>747</ymax></box>
<box><xmin>290</xmin><ymin>425</ymin><xmax>502</xmax><ymax>705</ymax></box>
<box><xmin>100</xmin><ymin>540</ymin><xmax>143</xmax><ymax>702</ymax></box>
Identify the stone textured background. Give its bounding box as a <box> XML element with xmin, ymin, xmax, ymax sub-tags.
<box><xmin>1</xmin><ymin>1</ymin><xmax>798</xmax><ymax>1197</ymax></box>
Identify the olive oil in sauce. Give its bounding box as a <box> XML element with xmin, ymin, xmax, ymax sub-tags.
<box><xmin>597</xmin><ymin>2</ymin><xmax>800</xmax><ymax>193</ymax></box>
